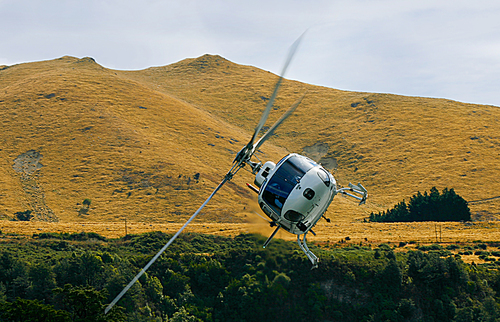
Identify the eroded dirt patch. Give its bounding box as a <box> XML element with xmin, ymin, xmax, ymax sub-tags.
<box><xmin>302</xmin><ymin>142</ymin><xmax>338</xmax><ymax>169</ymax></box>
<box><xmin>12</xmin><ymin>150</ymin><xmax>57</xmax><ymax>222</ymax></box>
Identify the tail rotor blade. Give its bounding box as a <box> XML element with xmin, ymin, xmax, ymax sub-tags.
<box><xmin>104</xmin><ymin>176</ymin><xmax>231</xmax><ymax>314</ymax></box>
<box><xmin>253</xmin><ymin>92</ymin><xmax>306</xmax><ymax>153</ymax></box>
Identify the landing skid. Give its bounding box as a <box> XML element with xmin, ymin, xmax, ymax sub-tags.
<box><xmin>297</xmin><ymin>232</ymin><xmax>318</xmax><ymax>269</ymax></box>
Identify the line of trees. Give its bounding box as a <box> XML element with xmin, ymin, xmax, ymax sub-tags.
<box><xmin>369</xmin><ymin>187</ymin><xmax>471</xmax><ymax>222</ymax></box>
<box><xmin>3</xmin><ymin>231</ymin><xmax>500</xmax><ymax>321</ymax></box>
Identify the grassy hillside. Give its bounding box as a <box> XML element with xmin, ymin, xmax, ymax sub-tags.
<box><xmin>0</xmin><ymin>56</ymin><xmax>287</xmax><ymax>223</ymax></box>
<box><xmin>1</xmin><ymin>55</ymin><xmax>499</xmax><ymax>225</ymax></box>
<box><xmin>119</xmin><ymin>54</ymin><xmax>500</xmax><ymax>220</ymax></box>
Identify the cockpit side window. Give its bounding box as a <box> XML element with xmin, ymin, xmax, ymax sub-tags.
<box><xmin>262</xmin><ymin>156</ymin><xmax>315</xmax><ymax>215</ymax></box>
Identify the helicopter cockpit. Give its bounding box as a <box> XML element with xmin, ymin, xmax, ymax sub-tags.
<box><xmin>255</xmin><ymin>153</ymin><xmax>338</xmax><ymax>237</ymax></box>
<box><xmin>252</xmin><ymin>153</ymin><xmax>342</xmax><ymax>268</ymax></box>
<box><xmin>261</xmin><ymin>155</ymin><xmax>315</xmax><ymax>215</ymax></box>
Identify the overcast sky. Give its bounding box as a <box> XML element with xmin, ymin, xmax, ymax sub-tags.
<box><xmin>1</xmin><ymin>0</ymin><xmax>499</xmax><ymax>107</ymax></box>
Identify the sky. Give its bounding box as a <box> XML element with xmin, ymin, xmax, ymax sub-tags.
<box><xmin>1</xmin><ymin>0</ymin><xmax>499</xmax><ymax>107</ymax></box>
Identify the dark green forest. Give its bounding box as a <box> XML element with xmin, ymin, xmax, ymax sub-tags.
<box><xmin>2</xmin><ymin>231</ymin><xmax>500</xmax><ymax>321</ymax></box>
<box><xmin>369</xmin><ymin>187</ymin><xmax>471</xmax><ymax>223</ymax></box>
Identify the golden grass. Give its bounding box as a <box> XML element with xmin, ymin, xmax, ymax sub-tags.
<box><xmin>3</xmin><ymin>219</ymin><xmax>496</xmax><ymax>265</ymax></box>
<box><xmin>119</xmin><ymin>55</ymin><xmax>500</xmax><ymax>221</ymax></box>
<box><xmin>1</xmin><ymin>54</ymin><xmax>499</xmax><ymax>235</ymax></box>
<box><xmin>2</xmin><ymin>219</ymin><xmax>500</xmax><ymax>245</ymax></box>
<box><xmin>0</xmin><ymin>57</ymin><xmax>286</xmax><ymax>223</ymax></box>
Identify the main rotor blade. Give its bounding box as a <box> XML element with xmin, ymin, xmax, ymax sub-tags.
<box><xmin>253</xmin><ymin>92</ymin><xmax>306</xmax><ymax>153</ymax></box>
<box><xmin>104</xmin><ymin>175</ymin><xmax>232</xmax><ymax>315</ymax></box>
<box><xmin>247</xmin><ymin>32</ymin><xmax>306</xmax><ymax>148</ymax></box>
<box><xmin>253</xmin><ymin>211</ymin><xmax>272</xmax><ymax>224</ymax></box>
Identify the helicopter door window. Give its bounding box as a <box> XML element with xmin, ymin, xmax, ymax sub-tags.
<box><xmin>262</xmin><ymin>156</ymin><xmax>314</xmax><ymax>215</ymax></box>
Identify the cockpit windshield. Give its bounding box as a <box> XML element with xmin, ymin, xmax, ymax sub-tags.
<box><xmin>262</xmin><ymin>155</ymin><xmax>316</xmax><ymax>215</ymax></box>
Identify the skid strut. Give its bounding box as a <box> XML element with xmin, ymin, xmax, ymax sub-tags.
<box><xmin>263</xmin><ymin>226</ymin><xmax>280</xmax><ymax>248</ymax></box>
<box><xmin>297</xmin><ymin>232</ymin><xmax>318</xmax><ymax>269</ymax></box>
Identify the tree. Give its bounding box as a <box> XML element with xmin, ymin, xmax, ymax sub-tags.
<box><xmin>213</xmin><ymin>273</ymin><xmax>265</xmax><ymax>322</ymax></box>
<box><xmin>369</xmin><ymin>187</ymin><xmax>471</xmax><ymax>222</ymax></box>
<box><xmin>82</xmin><ymin>199</ymin><xmax>91</xmax><ymax>207</ymax></box>
<box><xmin>28</xmin><ymin>262</ymin><xmax>56</xmax><ymax>302</ymax></box>
<box><xmin>53</xmin><ymin>284</ymin><xmax>124</xmax><ymax>322</ymax></box>
<box><xmin>14</xmin><ymin>210</ymin><xmax>33</xmax><ymax>221</ymax></box>
<box><xmin>0</xmin><ymin>298</ymin><xmax>70</xmax><ymax>322</ymax></box>
<box><xmin>170</xmin><ymin>306</ymin><xmax>202</xmax><ymax>322</ymax></box>
<box><xmin>79</xmin><ymin>199</ymin><xmax>92</xmax><ymax>215</ymax></box>
<box><xmin>377</xmin><ymin>259</ymin><xmax>402</xmax><ymax>298</ymax></box>
<box><xmin>54</xmin><ymin>251</ymin><xmax>106</xmax><ymax>288</ymax></box>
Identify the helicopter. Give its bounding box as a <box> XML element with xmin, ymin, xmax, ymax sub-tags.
<box><xmin>248</xmin><ymin>153</ymin><xmax>367</xmax><ymax>267</ymax></box>
<box><xmin>105</xmin><ymin>34</ymin><xmax>367</xmax><ymax>314</ymax></box>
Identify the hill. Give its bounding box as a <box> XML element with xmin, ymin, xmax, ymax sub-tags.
<box><xmin>118</xmin><ymin>54</ymin><xmax>500</xmax><ymax>220</ymax></box>
<box><xmin>0</xmin><ymin>56</ymin><xmax>287</xmax><ymax>223</ymax></box>
<box><xmin>1</xmin><ymin>55</ymin><xmax>499</xmax><ymax>224</ymax></box>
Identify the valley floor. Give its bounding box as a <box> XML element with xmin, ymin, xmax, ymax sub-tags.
<box><xmin>2</xmin><ymin>219</ymin><xmax>500</xmax><ymax>244</ymax></box>
<box><xmin>3</xmin><ymin>219</ymin><xmax>500</xmax><ymax>266</ymax></box>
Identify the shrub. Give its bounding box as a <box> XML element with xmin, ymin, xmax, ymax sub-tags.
<box><xmin>69</xmin><ymin>232</ymin><xmax>106</xmax><ymax>241</ymax></box>
<box><xmin>378</xmin><ymin>243</ymin><xmax>392</xmax><ymax>251</ymax></box>
<box><xmin>478</xmin><ymin>243</ymin><xmax>488</xmax><ymax>250</ymax></box>
<box><xmin>33</xmin><ymin>231</ymin><xmax>106</xmax><ymax>241</ymax></box>
<box><xmin>418</xmin><ymin>244</ymin><xmax>443</xmax><ymax>251</ymax></box>
<box><xmin>446</xmin><ymin>244</ymin><xmax>460</xmax><ymax>250</ymax></box>
<box><xmin>13</xmin><ymin>210</ymin><xmax>33</xmax><ymax>221</ymax></box>
<box><xmin>428</xmin><ymin>250</ymin><xmax>452</xmax><ymax>257</ymax></box>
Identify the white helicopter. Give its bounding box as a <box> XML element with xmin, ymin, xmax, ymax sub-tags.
<box><xmin>248</xmin><ymin>154</ymin><xmax>367</xmax><ymax>267</ymax></box>
<box><xmin>105</xmin><ymin>34</ymin><xmax>367</xmax><ymax>314</ymax></box>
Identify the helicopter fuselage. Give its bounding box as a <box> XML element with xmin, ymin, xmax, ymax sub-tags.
<box><xmin>255</xmin><ymin>153</ymin><xmax>337</xmax><ymax>235</ymax></box>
